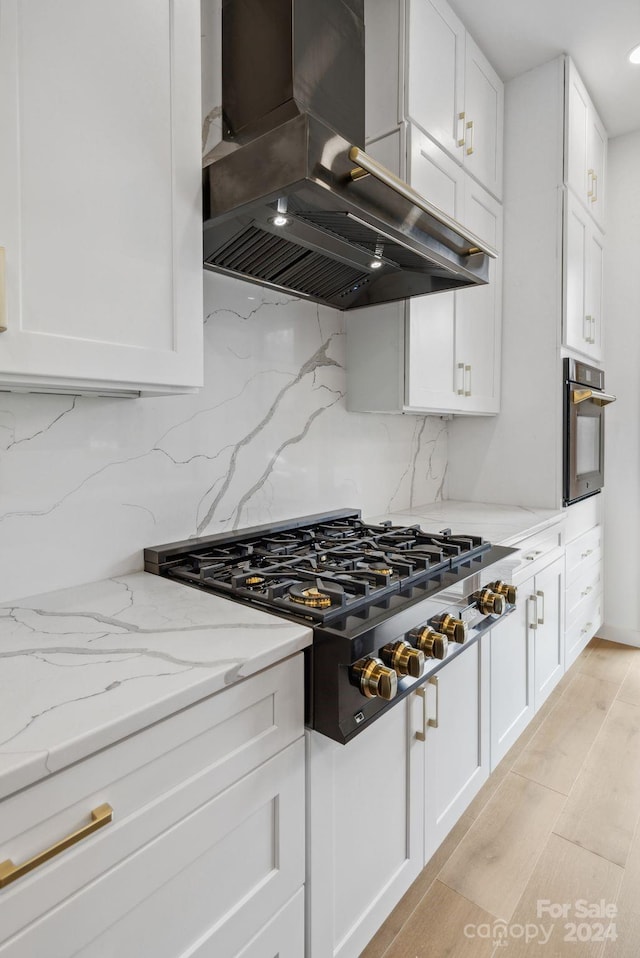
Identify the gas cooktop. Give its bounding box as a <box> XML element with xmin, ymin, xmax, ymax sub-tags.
<box><xmin>145</xmin><ymin>509</ymin><xmax>493</xmax><ymax>627</ymax></box>
<box><xmin>145</xmin><ymin>509</ymin><xmax>518</xmax><ymax>743</ymax></box>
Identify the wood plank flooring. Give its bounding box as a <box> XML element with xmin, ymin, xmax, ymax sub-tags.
<box><xmin>362</xmin><ymin>638</ymin><xmax>640</xmax><ymax>958</ymax></box>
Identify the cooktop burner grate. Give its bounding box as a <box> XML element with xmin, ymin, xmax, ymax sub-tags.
<box><xmin>150</xmin><ymin>511</ymin><xmax>491</xmax><ymax>626</ymax></box>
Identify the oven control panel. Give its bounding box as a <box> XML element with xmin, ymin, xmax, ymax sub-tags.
<box><xmin>347</xmin><ymin>584</ymin><xmax>517</xmax><ymax>713</ymax></box>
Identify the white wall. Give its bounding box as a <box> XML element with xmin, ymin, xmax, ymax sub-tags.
<box><xmin>602</xmin><ymin>131</ymin><xmax>640</xmax><ymax>640</ymax></box>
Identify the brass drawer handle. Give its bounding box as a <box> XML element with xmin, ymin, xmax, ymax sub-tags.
<box><xmin>0</xmin><ymin>803</ymin><xmax>113</xmax><ymax>889</ymax></box>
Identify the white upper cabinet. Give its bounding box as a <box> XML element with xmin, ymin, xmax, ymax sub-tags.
<box><xmin>564</xmin><ymin>191</ymin><xmax>604</xmax><ymax>361</ymax></box>
<box><xmin>565</xmin><ymin>59</ymin><xmax>607</xmax><ymax>229</ymax></box>
<box><xmin>0</xmin><ymin>0</ymin><xmax>203</xmax><ymax>396</ymax></box>
<box><xmin>347</xmin><ymin>128</ymin><xmax>502</xmax><ymax>417</ymax></box>
<box><xmin>463</xmin><ymin>34</ymin><xmax>504</xmax><ymax>201</ymax></box>
<box><xmin>366</xmin><ymin>0</ymin><xmax>504</xmax><ymax>199</ymax></box>
<box><xmin>406</xmin><ymin>130</ymin><xmax>502</xmax><ymax>415</ymax></box>
<box><xmin>406</xmin><ymin>0</ymin><xmax>465</xmax><ymax>158</ymax></box>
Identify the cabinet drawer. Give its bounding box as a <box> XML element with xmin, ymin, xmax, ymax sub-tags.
<box><xmin>0</xmin><ymin>655</ymin><xmax>303</xmax><ymax>941</ymax></box>
<box><xmin>0</xmin><ymin>739</ymin><xmax>305</xmax><ymax>958</ymax></box>
<box><xmin>565</xmin><ymin>525</ymin><xmax>602</xmax><ymax>584</ymax></box>
<box><xmin>566</xmin><ymin>558</ymin><xmax>602</xmax><ymax>622</ymax></box>
<box><xmin>565</xmin><ymin>496</ymin><xmax>601</xmax><ymax>541</ymax></box>
<box><xmin>565</xmin><ymin>593</ymin><xmax>603</xmax><ymax>668</ymax></box>
<box><xmin>511</xmin><ymin>529</ymin><xmax>564</xmax><ymax>585</ymax></box>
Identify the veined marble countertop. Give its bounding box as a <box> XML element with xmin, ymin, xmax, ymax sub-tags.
<box><xmin>370</xmin><ymin>500</ymin><xmax>565</xmax><ymax>546</ymax></box>
<box><xmin>0</xmin><ymin>572</ymin><xmax>311</xmax><ymax>802</ymax></box>
<box><xmin>0</xmin><ymin>501</ymin><xmax>562</xmax><ymax>802</ymax></box>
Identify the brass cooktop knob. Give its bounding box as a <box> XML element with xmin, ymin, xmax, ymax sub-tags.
<box><xmin>380</xmin><ymin>640</ymin><xmax>425</xmax><ymax>678</ymax></box>
<box><xmin>409</xmin><ymin>626</ymin><xmax>448</xmax><ymax>660</ymax></box>
<box><xmin>432</xmin><ymin>613</ymin><xmax>468</xmax><ymax>644</ymax></box>
<box><xmin>473</xmin><ymin>588</ymin><xmax>506</xmax><ymax>616</ymax></box>
<box><xmin>351</xmin><ymin>657</ymin><xmax>398</xmax><ymax>700</ymax></box>
<box><xmin>489</xmin><ymin>580</ymin><xmax>517</xmax><ymax>605</ymax></box>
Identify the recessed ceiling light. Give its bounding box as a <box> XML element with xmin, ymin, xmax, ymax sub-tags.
<box><xmin>629</xmin><ymin>43</ymin><xmax>640</xmax><ymax>64</ymax></box>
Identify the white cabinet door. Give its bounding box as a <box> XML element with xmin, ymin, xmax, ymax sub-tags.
<box><xmin>586</xmin><ymin>227</ymin><xmax>604</xmax><ymax>359</ymax></box>
<box><xmin>565</xmin><ymin>58</ymin><xmax>607</xmax><ymax>230</ymax></box>
<box><xmin>566</xmin><ymin>61</ymin><xmax>590</xmax><ymax>208</ymax></box>
<box><xmin>587</xmin><ymin>114</ymin><xmax>606</xmax><ymax>228</ymax></box>
<box><xmin>564</xmin><ymin>191</ymin><xmax>603</xmax><ymax>361</ymax></box>
<box><xmin>306</xmin><ymin>701</ymin><xmax>423</xmax><ymax>958</ymax></box>
<box><xmin>490</xmin><ymin>599</ymin><xmax>534</xmax><ymax>770</ymax></box>
<box><xmin>409</xmin><ymin>126</ymin><xmax>465</xmax><ymax>219</ymax></box>
<box><xmin>407</xmin><ymin>0</ymin><xmax>465</xmax><ymax>158</ymax></box>
<box><xmin>531</xmin><ymin>556</ymin><xmax>565</xmax><ymax>710</ymax></box>
<box><xmin>405</xmin><ymin>129</ymin><xmax>464</xmax><ymax>412</ymax></box>
<box><xmin>0</xmin><ymin>0</ymin><xmax>202</xmax><ymax>396</ymax></box>
<box><xmin>463</xmin><ymin>34</ymin><xmax>504</xmax><ymax>200</ymax></box>
<box><xmin>405</xmin><ymin>134</ymin><xmax>500</xmax><ymax>415</ymax></box>
<box><xmin>423</xmin><ymin>638</ymin><xmax>490</xmax><ymax>862</ymax></box>
<box><xmin>405</xmin><ymin>291</ymin><xmax>460</xmax><ymax>411</ymax></box>
<box><xmin>455</xmin><ymin>177</ymin><xmax>502</xmax><ymax>413</ymax></box>
<box><xmin>565</xmin><ymin>191</ymin><xmax>588</xmax><ymax>353</ymax></box>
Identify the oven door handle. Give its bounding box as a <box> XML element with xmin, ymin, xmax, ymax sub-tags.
<box><xmin>571</xmin><ymin>388</ymin><xmax>617</xmax><ymax>406</ymax></box>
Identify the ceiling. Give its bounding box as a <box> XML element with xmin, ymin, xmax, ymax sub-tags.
<box><xmin>448</xmin><ymin>0</ymin><xmax>640</xmax><ymax>138</ymax></box>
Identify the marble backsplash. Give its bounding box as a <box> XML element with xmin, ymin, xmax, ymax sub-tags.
<box><xmin>0</xmin><ymin>272</ymin><xmax>448</xmax><ymax>602</ymax></box>
<box><xmin>0</xmin><ymin>2</ymin><xmax>447</xmax><ymax>602</ymax></box>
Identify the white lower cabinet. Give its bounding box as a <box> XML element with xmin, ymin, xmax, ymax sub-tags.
<box><xmin>306</xmin><ymin>636</ymin><xmax>491</xmax><ymax>958</ymax></box>
<box><xmin>490</xmin><ymin>600</ymin><xmax>534</xmax><ymax>771</ymax></box>
<box><xmin>306</xmin><ymin>701</ymin><xmax>423</xmax><ymax>958</ymax></box>
<box><xmin>565</xmin><ymin>498</ymin><xmax>603</xmax><ymax>666</ymax></box>
<box><xmin>530</xmin><ymin>556</ymin><xmax>565</xmax><ymax>709</ymax></box>
<box><xmin>0</xmin><ymin>656</ymin><xmax>305</xmax><ymax>958</ymax></box>
<box><xmin>421</xmin><ymin>638</ymin><xmax>490</xmax><ymax>861</ymax></box>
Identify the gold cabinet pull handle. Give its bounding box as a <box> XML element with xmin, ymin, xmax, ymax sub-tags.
<box><xmin>457</xmin><ymin>111</ymin><xmax>466</xmax><ymax>147</ymax></box>
<box><xmin>416</xmin><ymin>686</ymin><xmax>427</xmax><ymax>741</ymax></box>
<box><xmin>466</xmin><ymin>119</ymin><xmax>474</xmax><ymax>156</ymax></box>
<box><xmin>428</xmin><ymin>675</ymin><xmax>439</xmax><ymax>728</ymax></box>
<box><xmin>0</xmin><ymin>803</ymin><xmax>113</xmax><ymax>889</ymax></box>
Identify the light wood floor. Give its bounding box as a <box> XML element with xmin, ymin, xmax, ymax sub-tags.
<box><xmin>362</xmin><ymin>638</ymin><xmax>640</xmax><ymax>958</ymax></box>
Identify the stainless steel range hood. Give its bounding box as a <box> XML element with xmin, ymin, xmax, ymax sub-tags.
<box><xmin>203</xmin><ymin>0</ymin><xmax>494</xmax><ymax>310</ymax></box>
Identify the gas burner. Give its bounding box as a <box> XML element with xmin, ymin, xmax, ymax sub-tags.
<box><xmin>246</xmin><ymin>555</ymin><xmax>279</xmax><ymax>569</ymax></box>
<box><xmin>289</xmin><ymin>584</ymin><xmax>335</xmax><ymax>609</ymax></box>
<box><xmin>244</xmin><ymin>575</ymin><xmax>265</xmax><ymax>587</ymax></box>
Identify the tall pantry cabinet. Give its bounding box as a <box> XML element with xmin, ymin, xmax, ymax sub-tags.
<box><xmin>448</xmin><ymin>55</ymin><xmax>608</xmax><ymax>509</ymax></box>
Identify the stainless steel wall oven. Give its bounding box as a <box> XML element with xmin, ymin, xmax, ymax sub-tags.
<box><xmin>564</xmin><ymin>358</ymin><xmax>616</xmax><ymax>506</ymax></box>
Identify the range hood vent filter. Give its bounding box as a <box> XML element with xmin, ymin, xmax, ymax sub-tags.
<box><xmin>207</xmin><ymin>224</ymin><xmax>371</xmax><ymax>302</ymax></box>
